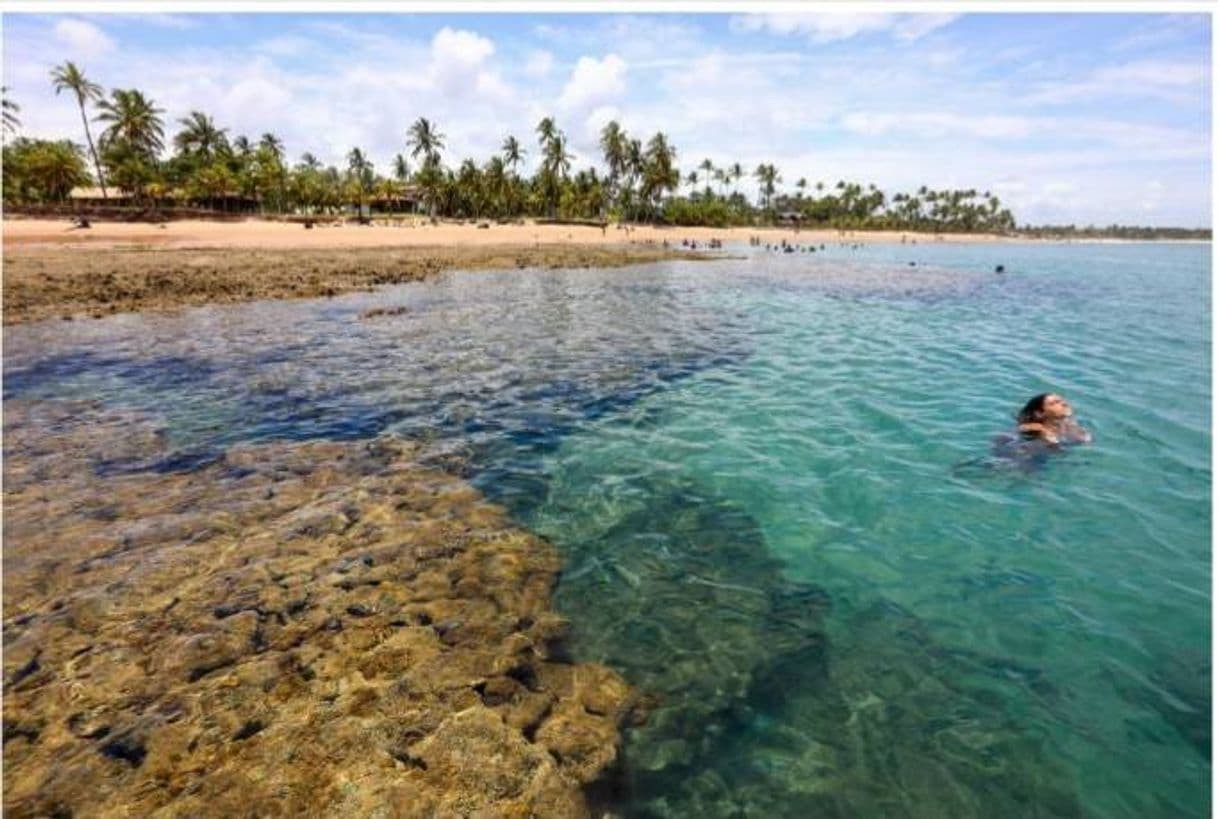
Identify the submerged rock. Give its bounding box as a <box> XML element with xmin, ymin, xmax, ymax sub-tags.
<box><xmin>3</xmin><ymin>399</ymin><xmax>636</xmax><ymax>817</ymax></box>
<box><xmin>534</xmin><ymin>472</ymin><xmax>1086</xmax><ymax>818</ymax></box>
<box><xmin>540</xmin><ymin>476</ymin><xmax>830</xmax><ymax>801</ymax></box>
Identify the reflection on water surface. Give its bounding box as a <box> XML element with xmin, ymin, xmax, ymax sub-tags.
<box><xmin>4</xmin><ymin>246</ymin><xmax>1210</xmax><ymax>817</ymax></box>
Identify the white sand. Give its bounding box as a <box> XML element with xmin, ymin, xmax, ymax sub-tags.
<box><xmin>3</xmin><ymin>217</ymin><xmax>1024</xmax><ymax>251</ymax></box>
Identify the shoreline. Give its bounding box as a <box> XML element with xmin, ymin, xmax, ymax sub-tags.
<box><xmin>4</xmin><ymin>216</ymin><xmax>1029</xmax><ymax>251</ymax></box>
<box><xmin>5</xmin><ymin>218</ymin><xmax>1203</xmax><ymax>325</ymax></box>
<box><xmin>2</xmin><ymin>242</ymin><xmax>704</xmax><ymax>325</ymax></box>
<box><xmin>5</xmin><ymin>217</ymin><xmax>1205</xmax><ymax>252</ymax></box>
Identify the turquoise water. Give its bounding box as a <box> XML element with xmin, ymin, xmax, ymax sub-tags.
<box><xmin>4</xmin><ymin>241</ymin><xmax>1210</xmax><ymax>817</ymax></box>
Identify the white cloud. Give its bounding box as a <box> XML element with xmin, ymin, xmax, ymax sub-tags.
<box><xmin>1042</xmin><ymin>180</ymin><xmax>1078</xmax><ymax>196</ymax></box>
<box><xmin>1093</xmin><ymin>59</ymin><xmax>1208</xmax><ymax>87</ymax></box>
<box><xmin>432</xmin><ymin>27</ymin><xmax>494</xmax><ymax>69</ymax></box>
<box><xmin>133</xmin><ymin>14</ymin><xmax>199</xmax><ymax>30</ymax></box>
<box><xmin>841</xmin><ymin>111</ymin><xmax>1035</xmax><ymax>140</ymax></box>
<box><xmin>428</xmin><ymin>27</ymin><xmax>496</xmax><ymax>95</ymax></box>
<box><xmin>732</xmin><ymin>13</ymin><xmax>957</xmax><ymax>43</ymax></box>
<box><xmin>524</xmin><ymin>49</ymin><xmax>554</xmax><ymax>78</ymax></box>
<box><xmin>257</xmin><ymin>35</ymin><xmax>316</xmax><ymax>58</ymax></box>
<box><xmin>558</xmin><ymin>54</ymin><xmax>626</xmax><ymax>112</ymax></box>
<box><xmin>575</xmin><ymin>104</ymin><xmax>622</xmax><ymax>154</ymax></box>
<box><xmin>1022</xmin><ymin>58</ymin><xmax>1210</xmax><ymax>105</ymax></box>
<box><xmin>53</xmin><ymin>18</ymin><xmax>115</xmax><ymax>59</ymax></box>
<box><xmin>1141</xmin><ymin>179</ymin><xmax>1165</xmax><ymax>213</ymax></box>
<box><xmin>892</xmin><ymin>14</ymin><xmax>961</xmax><ymax>42</ymax></box>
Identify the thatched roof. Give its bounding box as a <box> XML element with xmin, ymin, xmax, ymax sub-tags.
<box><xmin>69</xmin><ymin>187</ymin><xmax>132</xmax><ymax>200</ymax></box>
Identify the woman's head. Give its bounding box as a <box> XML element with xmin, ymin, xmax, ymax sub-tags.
<box><xmin>1018</xmin><ymin>393</ymin><xmax>1073</xmax><ymax>423</ymax></box>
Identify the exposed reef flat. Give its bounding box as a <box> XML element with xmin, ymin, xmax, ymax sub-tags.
<box><xmin>1</xmin><ymin>243</ymin><xmax>701</xmax><ymax>325</ymax></box>
<box><xmin>3</xmin><ymin>399</ymin><xmax>638</xmax><ymax>817</ymax></box>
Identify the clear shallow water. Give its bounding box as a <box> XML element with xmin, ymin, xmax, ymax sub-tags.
<box><xmin>4</xmin><ymin>242</ymin><xmax>1210</xmax><ymax>817</ymax></box>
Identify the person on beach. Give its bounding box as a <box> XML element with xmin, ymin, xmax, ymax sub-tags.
<box><xmin>1015</xmin><ymin>393</ymin><xmax>1092</xmax><ymax>446</ymax></box>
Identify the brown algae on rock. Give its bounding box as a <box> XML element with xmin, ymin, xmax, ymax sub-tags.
<box><xmin>2</xmin><ymin>399</ymin><xmax>637</xmax><ymax>817</ymax></box>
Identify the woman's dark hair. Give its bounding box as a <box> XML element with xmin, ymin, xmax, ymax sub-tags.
<box><xmin>1018</xmin><ymin>393</ymin><xmax>1050</xmax><ymax>424</ymax></box>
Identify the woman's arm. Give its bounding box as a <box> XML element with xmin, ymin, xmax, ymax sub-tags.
<box><xmin>1018</xmin><ymin>422</ymin><xmax>1060</xmax><ymax>444</ymax></box>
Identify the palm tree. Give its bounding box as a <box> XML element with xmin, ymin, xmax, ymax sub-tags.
<box><xmin>94</xmin><ymin>88</ymin><xmax>164</xmax><ymax>201</ymax></box>
<box><xmin>685</xmin><ymin>170</ymin><xmax>699</xmax><ymax>195</ymax></box>
<box><xmin>407</xmin><ymin>118</ymin><xmax>445</xmax><ymax>217</ymax></box>
<box><xmin>407</xmin><ymin>117</ymin><xmax>445</xmax><ymax>166</ymax></box>
<box><xmin>535</xmin><ymin>116</ymin><xmax>557</xmax><ymax>148</ymax></box>
<box><xmin>533</xmin><ymin>117</ymin><xmax>570</xmax><ymax>218</ymax></box>
<box><xmin>173</xmin><ymin>110</ymin><xmax>228</xmax><ymax>161</ymax></box>
<box><xmin>299</xmin><ymin>151</ymin><xmax>321</xmax><ymax>170</ymax></box>
<box><xmin>599</xmin><ymin>120</ymin><xmax>628</xmax><ymax>214</ymax></box>
<box><xmin>50</xmin><ymin>62</ymin><xmax>106</xmax><ymax>197</ymax></box>
<box><xmin>698</xmin><ymin>157</ymin><xmax>714</xmax><ymax>197</ymax></box>
<box><xmin>641</xmin><ymin>132</ymin><xmax>678</xmax><ymax>219</ymax></box>
<box><xmin>483</xmin><ymin>155</ymin><xmax>508</xmax><ymax>217</ymax></box>
<box><xmin>413</xmin><ymin>160</ymin><xmax>444</xmax><ymax>218</ymax></box>
<box><xmin>259</xmin><ymin>132</ymin><xmax>285</xmax><ymax>162</ymax></box>
<box><xmin>1</xmin><ymin>86</ymin><xmax>20</xmax><ymax>137</ymax></box>
<box><xmin>599</xmin><ymin>121</ymin><xmax>626</xmax><ymax>175</ymax></box>
<box><xmin>95</xmin><ymin>88</ymin><xmax>164</xmax><ymax>156</ymax></box>
<box><xmin>538</xmin><ymin>128</ymin><xmax>572</xmax><ymax>218</ymax></box>
<box><xmin>754</xmin><ymin>163</ymin><xmax>780</xmax><ymax>211</ymax></box>
<box><xmin>623</xmin><ymin>137</ymin><xmax>644</xmax><ymax>221</ymax></box>
<box><xmin>501</xmin><ymin>134</ymin><xmax>524</xmax><ymax>175</ymax></box>
<box><xmin>392</xmin><ymin>153</ymin><xmax>410</xmax><ymax>182</ymax></box>
<box><xmin>347</xmin><ymin>147</ymin><xmax>373</xmax><ymax>211</ymax></box>
<box><xmin>455</xmin><ymin>158</ymin><xmax>484</xmax><ymax>218</ymax></box>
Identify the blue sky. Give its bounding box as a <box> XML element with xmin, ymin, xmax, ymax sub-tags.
<box><xmin>3</xmin><ymin>11</ymin><xmax>1211</xmax><ymax>226</ymax></box>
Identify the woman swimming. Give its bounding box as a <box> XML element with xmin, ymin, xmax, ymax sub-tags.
<box><xmin>1016</xmin><ymin>393</ymin><xmax>1092</xmax><ymax>446</ymax></box>
<box><xmin>953</xmin><ymin>393</ymin><xmax>1091</xmax><ymax>476</ymax></box>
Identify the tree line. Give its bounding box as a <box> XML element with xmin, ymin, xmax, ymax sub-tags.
<box><xmin>4</xmin><ymin>61</ymin><xmax>1021</xmax><ymax>233</ymax></box>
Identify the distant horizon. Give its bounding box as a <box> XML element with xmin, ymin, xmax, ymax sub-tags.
<box><xmin>3</xmin><ymin>10</ymin><xmax>1211</xmax><ymax>228</ymax></box>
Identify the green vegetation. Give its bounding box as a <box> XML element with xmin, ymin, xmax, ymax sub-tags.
<box><xmin>50</xmin><ymin>61</ymin><xmax>108</xmax><ymax>198</ymax></box>
<box><xmin>0</xmin><ymin>61</ymin><xmax>1204</xmax><ymax>238</ymax></box>
<box><xmin>3</xmin><ymin>138</ymin><xmax>91</xmax><ymax>202</ymax></box>
<box><xmin>3</xmin><ymin>85</ymin><xmax>23</xmax><ymax>138</ymax></box>
<box><xmin>1017</xmin><ymin>224</ymin><xmax>1211</xmax><ymax>241</ymax></box>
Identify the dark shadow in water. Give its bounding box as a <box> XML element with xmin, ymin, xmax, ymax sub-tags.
<box><xmin>1109</xmin><ymin>642</ymin><xmax>1211</xmax><ymax>760</ymax></box>
<box><xmin>505</xmin><ymin>471</ymin><xmax>1090</xmax><ymax>819</ymax></box>
<box><xmin>4</xmin><ymin>351</ymin><xmax>219</xmax><ymax>399</ymax></box>
<box><xmin>5</xmin><ymin>333</ymin><xmax>749</xmax><ymax>484</ymax></box>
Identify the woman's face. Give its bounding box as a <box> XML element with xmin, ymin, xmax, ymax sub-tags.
<box><xmin>1042</xmin><ymin>394</ymin><xmax>1073</xmax><ymax>420</ymax></box>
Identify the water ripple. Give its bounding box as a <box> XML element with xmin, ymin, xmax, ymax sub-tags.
<box><xmin>3</xmin><ymin>244</ymin><xmax>1210</xmax><ymax>819</ymax></box>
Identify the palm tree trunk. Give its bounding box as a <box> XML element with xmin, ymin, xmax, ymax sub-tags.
<box><xmin>78</xmin><ymin>103</ymin><xmax>107</xmax><ymax>199</ymax></box>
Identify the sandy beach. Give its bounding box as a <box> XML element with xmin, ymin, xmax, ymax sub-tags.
<box><xmin>0</xmin><ymin>217</ymin><xmax>1028</xmax><ymax>325</ymax></box>
<box><xmin>3</xmin><ymin>216</ymin><xmax>1020</xmax><ymax>252</ymax></box>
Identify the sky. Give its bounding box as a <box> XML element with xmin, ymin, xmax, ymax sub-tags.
<box><xmin>2</xmin><ymin>10</ymin><xmax>1211</xmax><ymax>227</ymax></box>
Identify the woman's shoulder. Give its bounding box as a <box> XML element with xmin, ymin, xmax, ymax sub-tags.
<box><xmin>1059</xmin><ymin>421</ymin><xmax>1093</xmax><ymax>444</ymax></box>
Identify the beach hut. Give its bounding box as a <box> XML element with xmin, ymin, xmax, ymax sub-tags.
<box><xmin>371</xmin><ymin>185</ymin><xmax>423</xmax><ymax>215</ymax></box>
<box><xmin>68</xmin><ymin>186</ymin><xmax>132</xmax><ymax>205</ymax></box>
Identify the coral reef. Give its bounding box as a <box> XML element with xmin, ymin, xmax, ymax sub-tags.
<box><xmin>2</xmin><ymin>244</ymin><xmax>700</xmax><ymax>324</ymax></box>
<box><xmin>3</xmin><ymin>399</ymin><xmax>636</xmax><ymax>817</ymax></box>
